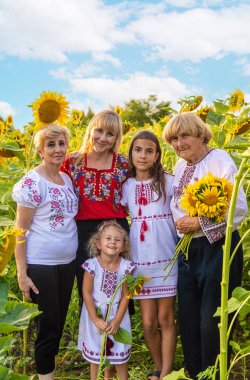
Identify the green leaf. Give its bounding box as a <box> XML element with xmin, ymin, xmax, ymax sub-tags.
<box><xmin>0</xmin><ymin>301</ymin><xmax>41</xmax><ymax>333</ymax></box>
<box><xmin>0</xmin><ymin>279</ymin><xmax>9</xmax><ymax>314</ymax></box>
<box><xmin>163</xmin><ymin>368</ymin><xmax>192</xmax><ymax>380</ymax></box>
<box><xmin>0</xmin><ymin>217</ymin><xmax>14</xmax><ymax>227</ymax></box>
<box><xmin>96</xmin><ymin>307</ymin><xmax>103</xmax><ymax>318</ymax></box>
<box><xmin>214</xmin><ymin>297</ymin><xmax>241</xmax><ymax>317</ymax></box>
<box><xmin>212</xmin><ymin>130</ymin><xmax>226</xmax><ymax>148</ymax></box>
<box><xmin>113</xmin><ymin>327</ymin><xmax>132</xmax><ymax>345</ymax></box>
<box><xmin>0</xmin><ymin>365</ymin><xmax>30</xmax><ymax>379</ymax></box>
<box><xmin>232</xmin><ymin>287</ymin><xmax>249</xmax><ymax>300</ymax></box>
<box><xmin>213</xmin><ymin>101</ymin><xmax>229</xmax><ymax>114</ymax></box>
<box><xmin>0</xmin><ymin>141</ymin><xmax>24</xmax><ymax>162</ymax></box>
<box><xmin>0</xmin><ymin>336</ymin><xmax>14</xmax><ymax>355</ymax></box>
<box><xmin>206</xmin><ymin>110</ymin><xmax>225</xmax><ymax>126</ymax></box>
<box><xmin>0</xmin><ymin>206</ymin><xmax>9</xmax><ymax>211</ymax></box>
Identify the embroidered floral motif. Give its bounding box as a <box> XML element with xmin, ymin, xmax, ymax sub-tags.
<box><xmin>100</xmin><ymin>269</ymin><xmax>118</xmax><ymax>298</ymax></box>
<box><xmin>82</xmin><ymin>342</ymin><xmax>131</xmax><ymax>363</ymax></box>
<box><xmin>21</xmin><ymin>177</ymin><xmax>42</xmax><ymax>206</ymax></box>
<box><xmin>173</xmin><ymin>166</ymin><xmax>196</xmax><ymax>202</ymax></box>
<box><xmin>65</xmin><ymin>153</ymin><xmax>128</xmax><ymax>206</ymax></box>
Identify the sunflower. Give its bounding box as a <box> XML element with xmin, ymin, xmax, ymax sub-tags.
<box><xmin>182</xmin><ymin>96</ymin><xmax>203</xmax><ymax>112</ymax></box>
<box><xmin>126</xmin><ymin>274</ymin><xmax>151</xmax><ymax>299</ymax></box>
<box><xmin>196</xmin><ymin>106</ymin><xmax>214</xmax><ymax>122</ymax></box>
<box><xmin>0</xmin><ymin>227</ymin><xmax>24</xmax><ymax>276</ymax></box>
<box><xmin>227</xmin><ymin>89</ymin><xmax>245</xmax><ymax>112</ymax></box>
<box><xmin>232</xmin><ymin>119</ymin><xmax>250</xmax><ymax>136</ymax></box>
<box><xmin>114</xmin><ymin>105</ymin><xmax>123</xmax><ymax>115</ymax></box>
<box><xmin>31</xmin><ymin>91</ymin><xmax>69</xmax><ymax>130</ymax></box>
<box><xmin>197</xmin><ymin>187</ymin><xmax>228</xmax><ymax>220</ymax></box>
<box><xmin>6</xmin><ymin>115</ymin><xmax>13</xmax><ymax>127</ymax></box>
<box><xmin>0</xmin><ymin>120</ymin><xmax>6</xmax><ymax>135</ymax></box>
<box><xmin>70</xmin><ymin>109</ymin><xmax>83</xmax><ymax>125</ymax></box>
<box><xmin>180</xmin><ymin>184</ymin><xmax>200</xmax><ymax>217</ymax></box>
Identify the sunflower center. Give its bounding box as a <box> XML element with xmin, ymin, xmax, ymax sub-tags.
<box><xmin>203</xmin><ymin>194</ymin><xmax>218</xmax><ymax>206</ymax></box>
<box><xmin>188</xmin><ymin>195</ymin><xmax>197</xmax><ymax>207</ymax></box>
<box><xmin>38</xmin><ymin>100</ymin><xmax>61</xmax><ymax>123</ymax></box>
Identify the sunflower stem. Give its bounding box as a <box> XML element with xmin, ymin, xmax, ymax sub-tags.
<box><xmin>219</xmin><ymin>157</ymin><xmax>247</xmax><ymax>380</ymax></box>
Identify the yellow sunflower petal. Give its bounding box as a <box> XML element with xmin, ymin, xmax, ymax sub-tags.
<box><xmin>31</xmin><ymin>91</ymin><xmax>69</xmax><ymax>130</ymax></box>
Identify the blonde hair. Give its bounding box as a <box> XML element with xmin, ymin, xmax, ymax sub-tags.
<box><xmin>81</xmin><ymin>110</ymin><xmax>123</xmax><ymax>154</ymax></box>
<box><xmin>34</xmin><ymin>124</ymin><xmax>70</xmax><ymax>151</ymax></box>
<box><xmin>88</xmin><ymin>220</ymin><xmax>130</xmax><ymax>259</ymax></box>
<box><xmin>162</xmin><ymin>112</ymin><xmax>213</xmax><ymax>144</ymax></box>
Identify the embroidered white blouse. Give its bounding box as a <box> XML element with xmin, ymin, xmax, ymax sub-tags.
<box><xmin>12</xmin><ymin>170</ymin><xmax>78</xmax><ymax>265</ymax></box>
<box><xmin>171</xmin><ymin>149</ymin><xmax>248</xmax><ymax>243</ymax></box>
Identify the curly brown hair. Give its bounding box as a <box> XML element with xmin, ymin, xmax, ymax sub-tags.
<box><xmin>88</xmin><ymin>220</ymin><xmax>131</xmax><ymax>259</ymax></box>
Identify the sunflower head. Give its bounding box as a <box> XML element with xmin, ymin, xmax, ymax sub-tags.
<box><xmin>0</xmin><ymin>120</ymin><xmax>6</xmax><ymax>135</ymax></box>
<box><xmin>70</xmin><ymin>109</ymin><xmax>83</xmax><ymax>125</ymax></box>
<box><xmin>6</xmin><ymin>115</ymin><xmax>13</xmax><ymax>127</ymax></box>
<box><xmin>125</xmin><ymin>274</ymin><xmax>151</xmax><ymax>299</ymax></box>
<box><xmin>114</xmin><ymin>105</ymin><xmax>123</xmax><ymax>115</ymax></box>
<box><xmin>0</xmin><ymin>227</ymin><xmax>24</xmax><ymax>276</ymax></box>
<box><xmin>31</xmin><ymin>91</ymin><xmax>70</xmax><ymax>130</ymax></box>
<box><xmin>180</xmin><ymin>184</ymin><xmax>199</xmax><ymax>217</ymax></box>
<box><xmin>182</xmin><ymin>96</ymin><xmax>203</xmax><ymax>112</ymax></box>
<box><xmin>196</xmin><ymin>106</ymin><xmax>214</xmax><ymax>122</ymax></box>
<box><xmin>227</xmin><ymin>89</ymin><xmax>245</xmax><ymax>113</ymax></box>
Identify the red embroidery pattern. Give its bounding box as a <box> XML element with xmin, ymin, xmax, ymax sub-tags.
<box><xmin>173</xmin><ymin>166</ymin><xmax>196</xmax><ymax>202</ymax></box>
<box><xmin>200</xmin><ymin>217</ymin><xmax>226</xmax><ymax>244</ymax></box>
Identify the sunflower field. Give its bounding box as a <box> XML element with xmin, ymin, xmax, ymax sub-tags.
<box><xmin>0</xmin><ymin>89</ymin><xmax>249</xmax><ymax>379</ymax></box>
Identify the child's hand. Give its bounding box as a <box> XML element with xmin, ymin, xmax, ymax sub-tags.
<box><xmin>106</xmin><ymin>319</ymin><xmax>120</xmax><ymax>335</ymax></box>
<box><xmin>93</xmin><ymin>317</ymin><xmax>109</xmax><ymax>334</ymax></box>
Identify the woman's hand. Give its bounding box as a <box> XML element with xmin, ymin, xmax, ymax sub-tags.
<box><xmin>106</xmin><ymin>319</ymin><xmax>120</xmax><ymax>335</ymax></box>
<box><xmin>175</xmin><ymin>216</ymin><xmax>201</xmax><ymax>234</ymax></box>
<box><xmin>18</xmin><ymin>273</ymin><xmax>39</xmax><ymax>302</ymax></box>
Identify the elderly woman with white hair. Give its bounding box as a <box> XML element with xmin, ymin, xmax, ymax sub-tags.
<box><xmin>13</xmin><ymin>124</ymin><xmax>78</xmax><ymax>380</ymax></box>
<box><xmin>162</xmin><ymin>112</ymin><xmax>247</xmax><ymax>379</ymax></box>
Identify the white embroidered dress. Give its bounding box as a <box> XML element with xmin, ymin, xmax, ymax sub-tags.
<box><xmin>171</xmin><ymin>149</ymin><xmax>248</xmax><ymax>243</ymax></box>
<box><xmin>121</xmin><ymin>174</ymin><xmax>178</xmax><ymax>299</ymax></box>
<box><xmin>12</xmin><ymin>170</ymin><xmax>78</xmax><ymax>264</ymax></box>
<box><xmin>78</xmin><ymin>257</ymin><xmax>135</xmax><ymax>364</ymax></box>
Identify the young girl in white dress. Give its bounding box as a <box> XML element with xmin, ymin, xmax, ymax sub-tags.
<box><xmin>78</xmin><ymin>220</ymin><xmax>135</xmax><ymax>380</ymax></box>
<box><xmin>121</xmin><ymin>130</ymin><xmax>178</xmax><ymax>380</ymax></box>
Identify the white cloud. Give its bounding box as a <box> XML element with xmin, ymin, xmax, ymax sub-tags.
<box><xmin>69</xmin><ymin>71</ymin><xmax>194</xmax><ymax>109</ymax></box>
<box><xmin>125</xmin><ymin>4</ymin><xmax>250</xmax><ymax>62</ymax></box>
<box><xmin>0</xmin><ymin>0</ymin><xmax>131</xmax><ymax>63</ymax></box>
<box><xmin>0</xmin><ymin>0</ymin><xmax>249</xmax><ymax>66</ymax></box>
<box><xmin>0</xmin><ymin>101</ymin><xmax>15</xmax><ymax>118</ymax></box>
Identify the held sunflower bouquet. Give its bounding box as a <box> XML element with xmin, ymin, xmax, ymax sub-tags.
<box><xmin>164</xmin><ymin>173</ymin><xmax>233</xmax><ymax>279</ymax></box>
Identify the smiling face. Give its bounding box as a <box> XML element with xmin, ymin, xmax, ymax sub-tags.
<box><xmin>97</xmin><ymin>226</ymin><xmax>125</xmax><ymax>258</ymax></box>
<box><xmin>131</xmin><ymin>138</ymin><xmax>159</xmax><ymax>177</ymax></box>
<box><xmin>170</xmin><ymin>133</ymin><xmax>207</xmax><ymax>164</ymax></box>
<box><xmin>89</xmin><ymin>126</ymin><xmax>117</xmax><ymax>154</ymax></box>
<box><xmin>39</xmin><ymin>133</ymin><xmax>67</xmax><ymax>166</ymax></box>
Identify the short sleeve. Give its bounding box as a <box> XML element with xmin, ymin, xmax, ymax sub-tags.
<box><xmin>124</xmin><ymin>260</ymin><xmax>136</xmax><ymax>275</ymax></box>
<box><xmin>12</xmin><ymin>171</ymin><xmax>43</xmax><ymax>208</ymax></box>
<box><xmin>82</xmin><ymin>259</ymin><xmax>95</xmax><ymax>277</ymax></box>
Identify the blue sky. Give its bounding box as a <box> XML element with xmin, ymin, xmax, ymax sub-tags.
<box><xmin>1</xmin><ymin>0</ymin><xmax>250</xmax><ymax>129</ymax></box>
